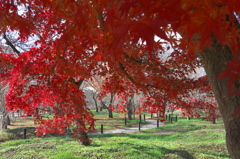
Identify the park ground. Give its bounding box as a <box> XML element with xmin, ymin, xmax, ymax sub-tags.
<box><xmin>0</xmin><ymin>110</ymin><xmax>230</xmax><ymax>159</ymax></box>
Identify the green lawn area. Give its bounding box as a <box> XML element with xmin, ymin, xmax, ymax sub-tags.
<box><xmin>0</xmin><ymin>117</ymin><xmax>230</xmax><ymax>159</ymax></box>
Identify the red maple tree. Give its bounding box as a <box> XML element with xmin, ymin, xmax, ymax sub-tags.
<box><xmin>0</xmin><ymin>0</ymin><xmax>240</xmax><ymax>157</ymax></box>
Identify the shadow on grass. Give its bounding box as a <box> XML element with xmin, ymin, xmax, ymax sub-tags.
<box><xmin>90</xmin><ymin>131</ymin><xmax>184</xmax><ymax>141</ymax></box>
<box><xmin>157</xmin><ymin>124</ymin><xmax>205</xmax><ymax>133</ymax></box>
<box><xmin>1</xmin><ymin>126</ymin><xmax>67</xmax><ymax>142</ymax></box>
<box><xmin>89</xmin><ymin>133</ymin><xmax>230</xmax><ymax>158</ymax></box>
<box><xmin>118</xmin><ymin>142</ymin><xmax>195</xmax><ymax>159</ymax></box>
<box><xmin>0</xmin><ymin>127</ymin><xmax>36</xmax><ymax>142</ymax></box>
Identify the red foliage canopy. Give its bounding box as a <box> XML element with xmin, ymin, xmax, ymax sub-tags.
<box><xmin>0</xmin><ymin>0</ymin><xmax>239</xmax><ymax>144</ymax></box>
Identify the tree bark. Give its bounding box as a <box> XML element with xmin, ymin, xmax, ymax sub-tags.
<box><xmin>75</xmin><ymin>118</ymin><xmax>91</xmax><ymax>146</ymax></box>
<box><xmin>211</xmin><ymin>118</ymin><xmax>216</xmax><ymax>124</ymax></box>
<box><xmin>7</xmin><ymin>115</ymin><xmax>10</xmax><ymax>125</ymax></box>
<box><xmin>100</xmin><ymin>92</ymin><xmax>115</xmax><ymax>118</ymax></box>
<box><xmin>92</xmin><ymin>93</ymin><xmax>99</xmax><ymax>112</ymax></box>
<box><xmin>127</xmin><ymin>96</ymin><xmax>134</xmax><ymax>120</ymax></box>
<box><xmin>0</xmin><ymin>84</ymin><xmax>8</xmax><ymax>129</ymax></box>
<box><xmin>2</xmin><ymin>106</ymin><xmax>9</xmax><ymax>129</ymax></box>
<box><xmin>100</xmin><ymin>100</ymin><xmax>113</xmax><ymax>118</ymax></box>
<box><xmin>108</xmin><ymin>109</ymin><xmax>113</xmax><ymax>118</ymax></box>
<box><xmin>108</xmin><ymin>92</ymin><xmax>115</xmax><ymax>118</ymax></box>
<box><xmin>199</xmin><ymin>37</ymin><xmax>240</xmax><ymax>158</ymax></box>
<box><xmin>127</xmin><ymin>107</ymin><xmax>132</xmax><ymax>120</ymax></box>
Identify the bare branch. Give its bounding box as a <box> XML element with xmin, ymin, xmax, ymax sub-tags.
<box><xmin>3</xmin><ymin>33</ymin><xmax>20</xmax><ymax>56</ymax></box>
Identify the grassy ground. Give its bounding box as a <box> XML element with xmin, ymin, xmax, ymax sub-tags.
<box><xmin>92</xmin><ymin>110</ymin><xmax>148</xmax><ymax>131</ymax></box>
<box><xmin>0</xmin><ymin>110</ymin><xmax>147</xmax><ymax>142</ymax></box>
<box><xmin>0</xmin><ymin>117</ymin><xmax>230</xmax><ymax>159</ymax></box>
<box><xmin>0</xmin><ymin>117</ymin><xmax>36</xmax><ymax>142</ymax></box>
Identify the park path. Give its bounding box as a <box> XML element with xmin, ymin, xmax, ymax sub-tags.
<box><xmin>90</xmin><ymin>118</ymin><xmax>165</xmax><ymax>135</ymax></box>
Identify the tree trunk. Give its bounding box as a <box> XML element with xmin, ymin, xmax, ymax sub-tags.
<box><xmin>0</xmin><ymin>84</ymin><xmax>8</xmax><ymax>129</ymax></box>
<box><xmin>7</xmin><ymin>115</ymin><xmax>10</xmax><ymax>125</ymax></box>
<box><xmin>127</xmin><ymin>109</ymin><xmax>132</xmax><ymax>120</ymax></box>
<box><xmin>75</xmin><ymin>118</ymin><xmax>91</xmax><ymax>146</ymax></box>
<box><xmin>199</xmin><ymin>37</ymin><xmax>240</xmax><ymax>158</ymax></box>
<box><xmin>2</xmin><ymin>106</ymin><xmax>9</xmax><ymax>129</ymax></box>
<box><xmin>100</xmin><ymin>100</ymin><xmax>113</xmax><ymax>118</ymax></box>
<box><xmin>107</xmin><ymin>92</ymin><xmax>115</xmax><ymax>118</ymax></box>
<box><xmin>211</xmin><ymin>117</ymin><xmax>216</xmax><ymax>124</ymax></box>
<box><xmin>92</xmin><ymin>94</ymin><xmax>99</xmax><ymax>112</ymax></box>
<box><xmin>80</xmin><ymin>131</ymin><xmax>91</xmax><ymax>146</ymax></box>
<box><xmin>127</xmin><ymin>97</ymin><xmax>134</xmax><ymax>120</ymax></box>
<box><xmin>108</xmin><ymin>109</ymin><xmax>113</xmax><ymax>118</ymax></box>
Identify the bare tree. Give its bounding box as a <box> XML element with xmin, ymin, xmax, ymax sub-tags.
<box><xmin>100</xmin><ymin>92</ymin><xmax>115</xmax><ymax>118</ymax></box>
<box><xmin>84</xmin><ymin>77</ymin><xmax>105</xmax><ymax>112</ymax></box>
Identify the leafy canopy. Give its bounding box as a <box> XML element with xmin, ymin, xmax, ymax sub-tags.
<box><xmin>0</xmin><ymin>0</ymin><xmax>239</xmax><ymax>143</ymax></box>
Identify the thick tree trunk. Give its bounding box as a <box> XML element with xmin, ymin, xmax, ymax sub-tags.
<box><xmin>199</xmin><ymin>37</ymin><xmax>240</xmax><ymax>158</ymax></box>
<box><xmin>2</xmin><ymin>106</ymin><xmax>9</xmax><ymax>129</ymax></box>
<box><xmin>0</xmin><ymin>84</ymin><xmax>8</xmax><ymax>129</ymax></box>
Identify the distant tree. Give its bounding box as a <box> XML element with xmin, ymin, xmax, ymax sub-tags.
<box><xmin>99</xmin><ymin>91</ymin><xmax>115</xmax><ymax>118</ymax></box>
<box><xmin>84</xmin><ymin>77</ymin><xmax>106</xmax><ymax>112</ymax></box>
<box><xmin>83</xmin><ymin>87</ymin><xmax>98</xmax><ymax>111</ymax></box>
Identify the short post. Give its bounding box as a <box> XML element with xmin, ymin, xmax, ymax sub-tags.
<box><xmin>175</xmin><ymin>115</ymin><xmax>178</xmax><ymax>122</ymax></box>
<box><xmin>139</xmin><ymin>114</ymin><xmax>142</xmax><ymax>123</ymax></box>
<box><xmin>187</xmin><ymin>116</ymin><xmax>191</xmax><ymax>120</ymax></box>
<box><xmin>143</xmin><ymin>114</ymin><xmax>146</xmax><ymax>121</ymax></box>
<box><xmin>101</xmin><ymin>124</ymin><xmax>103</xmax><ymax>134</ymax></box>
<box><xmin>138</xmin><ymin>122</ymin><xmax>141</xmax><ymax>131</ymax></box>
<box><xmin>151</xmin><ymin>113</ymin><xmax>153</xmax><ymax>118</ymax></box>
<box><xmin>124</xmin><ymin>117</ymin><xmax>127</xmax><ymax>125</ymax></box>
<box><xmin>170</xmin><ymin>117</ymin><xmax>172</xmax><ymax>123</ymax></box>
<box><xmin>23</xmin><ymin>128</ymin><xmax>27</xmax><ymax>139</ymax></box>
<box><xmin>157</xmin><ymin>119</ymin><xmax>159</xmax><ymax>128</ymax></box>
<box><xmin>168</xmin><ymin>114</ymin><xmax>171</xmax><ymax>121</ymax></box>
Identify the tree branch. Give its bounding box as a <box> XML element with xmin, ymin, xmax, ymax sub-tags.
<box><xmin>118</xmin><ymin>62</ymin><xmax>136</xmax><ymax>84</ymax></box>
<box><xmin>71</xmin><ymin>78</ymin><xmax>84</xmax><ymax>88</ymax></box>
<box><xmin>123</xmin><ymin>53</ymin><xmax>148</xmax><ymax>64</ymax></box>
<box><xmin>3</xmin><ymin>33</ymin><xmax>20</xmax><ymax>56</ymax></box>
<box><xmin>118</xmin><ymin>62</ymin><xmax>168</xmax><ymax>90</ymax></box>
<box><xmin>95</xmin><ymin>8</ymin><xmax>105</xmax><ymax>32</ymax></box>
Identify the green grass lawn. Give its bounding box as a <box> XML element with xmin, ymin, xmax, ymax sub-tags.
<box><xmin>0</xmin><ymin>118</ymin><xmax>230</xmax><ymax>159</ymax></box>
